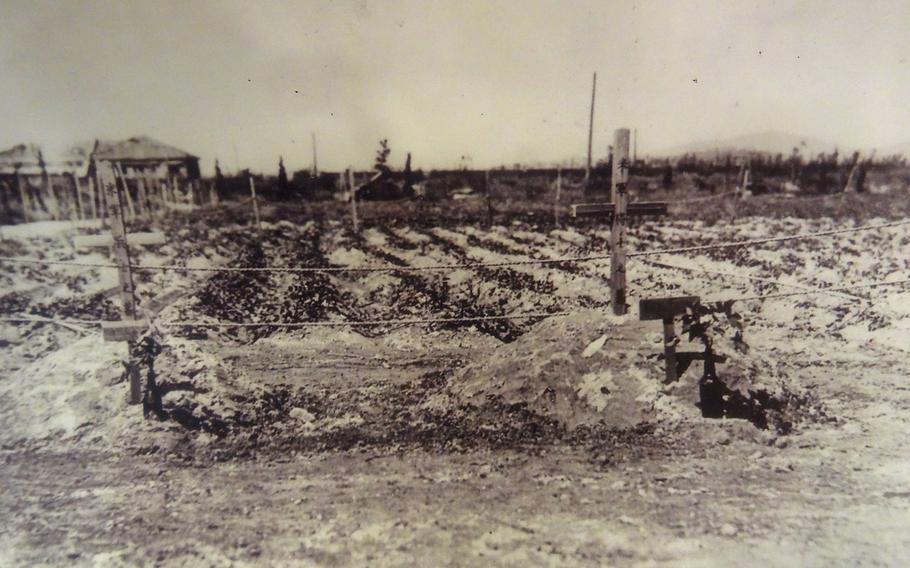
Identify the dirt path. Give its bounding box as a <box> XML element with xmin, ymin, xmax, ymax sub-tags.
<box><xmin>2</xmin><ymin>337</ymin><xmax>909</xmax><ymax>567</ymax></box>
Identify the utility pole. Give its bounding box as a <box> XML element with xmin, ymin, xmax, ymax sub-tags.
<box><xmin>585</xmin><ymin>72</ymin><xmax>597</xmax><ymax>187</ymax></box>
<box><xmin>633</xmin><ymin>129</ymin><xmax>638</xmax><ymax>163</ymax></box>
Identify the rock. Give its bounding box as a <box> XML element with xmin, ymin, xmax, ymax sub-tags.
<box><xmin>289</xmin><ymin>407</ymin><xmax>315</xmax><ymax>423</ymax></box>
<box><xmin>720</xmin><ymin>523</ymin><xmax>738</xmax><ymax>537</ymax></box>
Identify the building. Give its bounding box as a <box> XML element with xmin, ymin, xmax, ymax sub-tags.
<box><xmin>0</xmin><ymin>136</ymin><xmax>200</xmax><ymax>223</ymax></box>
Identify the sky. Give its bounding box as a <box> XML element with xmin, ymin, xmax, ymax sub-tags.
<box><xmin>1</xmin><ymin>0</ymin><xmax>909</xmax><ymax>174</ymax></box>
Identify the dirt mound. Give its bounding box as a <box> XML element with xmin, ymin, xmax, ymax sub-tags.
<box><xmin>0</xmin><ymin>336</ymin><xmax>176</xmax><ymax>450</ymax></box>
<box><xmin>449</xmin><ymin>308</ymin><xmax>804</xmax><ymax>432</ymax></box>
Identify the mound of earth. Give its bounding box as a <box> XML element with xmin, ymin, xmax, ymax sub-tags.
<box><xmin>449</xmin><ymin>308</ymin><xmax>804</xmax><ymax>432</ymax></box>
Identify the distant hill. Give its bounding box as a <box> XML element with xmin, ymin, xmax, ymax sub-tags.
<box><xmin>652</xmin><ymin>131</ymin><xmax>840</xmax><ymax>160</ymax></box>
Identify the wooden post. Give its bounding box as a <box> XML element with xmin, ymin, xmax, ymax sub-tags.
<box><xmin>248</xmin><ymin>175</ymin><xmax>262</xmax><ymax>229</ymax></box>
<box><xmin>88</xmin><ymin>175</ymin><xmax>98</xmax><ymax>220</ymax></box>
<box><xmin>662</xmin><ymin>317</ymin><xmax>678</xmax><ymax>383</ymax></box>
<box><xmin>115</xmin><ymin>163</ymin><xmax>138</xmax><ymax>219</ymax></box>
<box><xmin>585</xmin><ymin>72</ymin><xmax>597</xmax><ymax>186</ymax></box>
<box><xmin>97</xmin><ymin>160</ymin><xmax>141</xmax><ymax>404</ymax></box>
<box><xmin>348</xmin><ymin>168</ymin><xmax>359</xmax><ymax>232</ymax></box>
<box><xmin>312</xmin><ymin>132</ymin><xmax>318</xmax><ymax>176</ymax></box>
<box><xmin>137</xmin><ymin>177</ymin><xmax>151</xmax><ymax>216</ymax></box>
<box><xmin>553</xmin><ymin>168</ymin><xmax>562</xmax><ymax>228</ymax></box>
<box><xmin>484</xmin><ymin>170</ymin><xmax>493</xmax><ymax>227</ymax></box>
<box><xmin>72</xmin><ymin>173</ymin><xmax>84</xmax><ymax>221</ymax></box>
<box><xmin>610</xmin><ymin>128</ymin><xmax>631</xmax><ymax>315</ymax></box>
<box><xmin>16</xmin><ymin>171</ymin><xmax>30</xmax><ymax>223</ymax></box>
<box><xmin>640</xmin><ymin>296</ymin><xmax>702</xmax><ymax>384</ymax></box>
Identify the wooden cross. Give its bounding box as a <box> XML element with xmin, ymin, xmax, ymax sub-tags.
<box><xmin>571</xmin><ymin>128</ymin><xmax>668</xmax><ymax>315</ymax></box>
<box><xmin>81</xmin><ymin>160</ymin><xmax>167</xmax><ymax>403</ymax></box>
<box><xmin>639</xmin><ymin>295</ymin><xmax>726</xmax><ymax>384</ymax></box>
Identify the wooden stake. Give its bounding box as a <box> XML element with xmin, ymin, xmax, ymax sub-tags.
<box><xmin>610</xmin><ymin>128</ymin><xmax>631</xmax><ymax>315</ymax></box>
<box><xmin>248</xmin><ymin>175</ymin><xmax>262</xmax><ymax>229</ymax></box>
<box><xmin>97</xmin><ymin>160</ymin><xmax>141</xmax><ymax>404</ymax></box>
<box><xmin>115</xmin><ymin>163</ymin><xmax>138</xmax><ymax>219</ymax></box>
<box><xmin>585</xmin><ymin>72</ymin><xmax>597</xmax><ymax>186</ymax></box>
<box><xmin>662</xmin><ymin>317</ymin><xmax>678</xmax><ymax>383</ymax></box>
<box><xmin>312</xmin><ymin>132</ymin><xmax>318</xmax><ymax>176</ymax></box>
<box><xmin>348</xmin><ymin>168</ymin><xmax>359</xmax><ymax>232</ymax></box>
<box><xmin>88</xmin><ymin>175</ymin><xmax>98</xmax><ymax>220</ymax></box>
<box><xmin>137</xmin><ymin>177</ymin><xmax>151</xmax><ymax>216</ymax></box>
<box><xmin>16</xmin><ymin>171</ymin><xmax>30</xmax><ymax>223</ymax></box>
<box><xmin>72</xmin><ymin>173</ymin><xmax>84</xmax><ymax>221</ymax></box>
<box><xmin>554</xmin><ymin>168</ymin><xmax>562</xmax><ymax>228</ymax></box>
<box><xmin>484</xmin><ymin>170</ymin><xmax>493</xmax><ymax>227</ymax></box>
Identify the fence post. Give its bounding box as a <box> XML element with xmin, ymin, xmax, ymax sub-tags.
<box><xmin>348</xmin><ymin>168</ymin><xmax>359</xmax><ymax>232</ymax></box>
<box><xmin>248</xmin><ymin>175</ymin><xmax>262</xmax><ymax>230</ymax></box>
<box><xmin>97</xmin><ymin>160</ymin><xmax>142</xmax><ymax>404</ymax></box>
<box><xmin>484</xmin><ymin>170</ymin><xmax>493</xmax><ymax>227</ymax></box>
<box><xmin>73</xmin><ymin>174</ymin><xmax>84</xmax><ymax>221</ymax></box>
<box><xmin>554</xmin><ymin>167</ymin><xmax>562</xmax><ymax>228</ymax></box>
<box><xmin>16</xmin><ymin>171</ymin><xmax>30</xmax><ymax>223</ymax></box>
<box><xmin>610</xmin><ymin>128</ymin><xmax>631</xmax><ymax>315</ymax></box>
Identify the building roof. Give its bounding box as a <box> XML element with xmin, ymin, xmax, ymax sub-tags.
<box><xmin>92</xmin><ymin>136</ymin><xmax>198</xmax><ymax>162</ymax></box>
<box><xmin>0</xmin><ymin>143</ymin><xmax>42</xmax><ymax>168</ymax></box>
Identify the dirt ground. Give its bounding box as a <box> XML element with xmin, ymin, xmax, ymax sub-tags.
<box><xmin>2</xmin><ymin>330</ymin><xmax>909</xmax><ymax>567</ymax></box>
<box><xmin>2</xmin><ymin>201</ymin><xmax>909</xmax><ymax>566</ymax></box>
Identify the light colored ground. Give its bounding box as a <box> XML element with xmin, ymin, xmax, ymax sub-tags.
<box><xmin>2</xmin><ymin>215</ymin><xmax>909</xmax><ymax>566</ymax></box>
<box><xmin>2</xmin><ymin>332</ymin><xmax>909</xmax><ymax>567</ymax></box>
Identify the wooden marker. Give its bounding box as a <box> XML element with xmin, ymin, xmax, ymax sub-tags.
<box><xmin>97</xmin><ymin>160</ymin><xmax>142</xmax><ymax>404</ymax></box>
<box><xmin>610</xmin><ymin>128</ymin><xmax>631</xmax><ymax>315</ymax></box>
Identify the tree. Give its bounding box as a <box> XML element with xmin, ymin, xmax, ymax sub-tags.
<box><xmin>374</xmin><ymin>139</ymin><xmax>391</xmax><ymax>174</ymax></box>
<box><xmin>278</xmin><ymin>156</ymin><xmax>289</xmax><ymax>191</ymax></box>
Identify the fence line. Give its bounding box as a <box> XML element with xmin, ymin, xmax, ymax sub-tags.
<box><xmin>3</xmin><ymin>219</ymin><xmax>907</xmax><ymax>275</ymax></box>
<box><xmin>629</xmin><ymin>219</ymin><xmax>910</xmax><ymax>258</ymax></box>
<box><xmin>3</xmin><ymin>277</ymin><xmax>908</xmax><ymax>331</ymax></box>
<box><xmin>718</xmin><ymin>277</ymin><xmax>910</xmax><ymax>303</ymax></box>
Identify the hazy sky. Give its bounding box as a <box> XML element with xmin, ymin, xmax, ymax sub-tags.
<box><xmin>1</xmin><ymin>0</ymin><xmax>908</xmax><ymax>173</ymax></box>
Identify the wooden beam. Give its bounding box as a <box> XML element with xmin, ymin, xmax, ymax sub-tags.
<box><xmin>570</xmin><ymin>201</ymin><xmax>668</xmax><ymax>218</ymax></box>
<box><xmin>101</xmin><ymin>319</ymin><xmax>148</xmax><ymax>342</ymax></box>
<box><xmin>73</xmin><ymin>231</ymin><xmax>166</xmax><ymax>248</ymax></box>
<box><xmin>638</xmin><ymin>296</ymin><xmax>701</xmax><ymax>321</ymax></box>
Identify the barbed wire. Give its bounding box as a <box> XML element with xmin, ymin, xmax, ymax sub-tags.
<box><xmin>629</xmin><ymin>219</ymin><xmax>910</xmax><ymax>258</ymax></box>
<box><xmin>3</xmin><ymin>276</ymin><xmax>907</xmax><ymax>332</ymax></box>
<box><xmin>1</xmin><ymin>219</ymin><xmax>907</xmax><ymax>275</ymax></box>
<box><xmin>720</xmin><ymin>277</ymin><xmax>910</xmax><ymax>303</ymax></box>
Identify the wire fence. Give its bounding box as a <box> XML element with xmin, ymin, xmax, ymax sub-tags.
<box><xmin>2</xmin><ymin>218</ymin><xmax>909</xmax><ymax>332</ymax></box>
<box><xmin>2</xmin><ymin>219</ymin><xmax>909</xmax><ymax>274</ymax></box>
